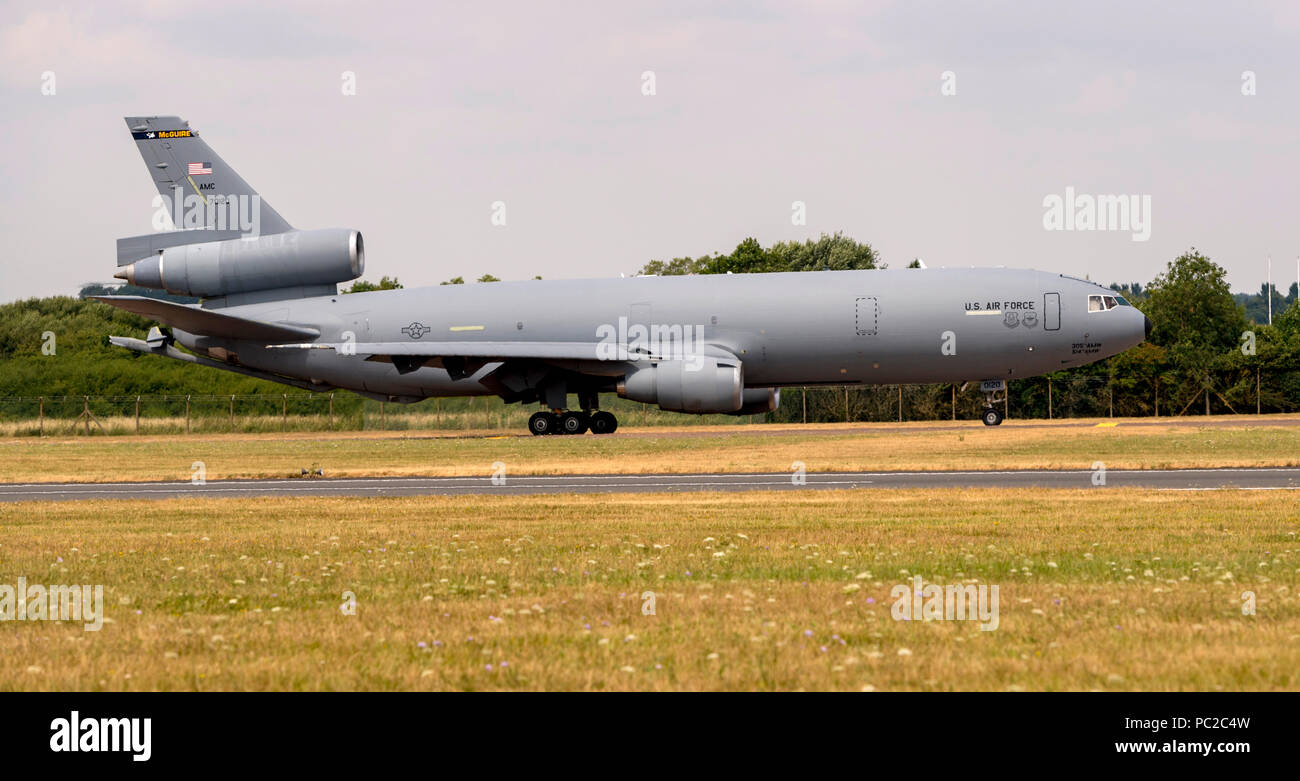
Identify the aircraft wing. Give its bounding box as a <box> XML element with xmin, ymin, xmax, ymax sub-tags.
<box><xmin>267</xmin><ymin>340</ymin><xmax>636</xmax><ymax>376</ymax></box>
<box><xmin>93</xmin><ymin>296</ymin><xmax>319</xmax><ymax>342</ymax></box>
<box><xmin>268</xmin><ymin>340</ymin><xmax>608</xmax><ymax>360</ymax></box>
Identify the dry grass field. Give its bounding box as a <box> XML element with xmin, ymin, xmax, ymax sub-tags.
<box><xmin>2</xmin><ymin>488</ymin><xmax>1297</xmax><ymax>691</ymax></box>
<box><xmin>1</xmin><ymin>416</ymin><xmax>1299</xmax><ymax>483</ymax></box>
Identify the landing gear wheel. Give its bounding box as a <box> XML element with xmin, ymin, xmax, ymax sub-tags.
<box><xmin>559</xmin><ymin>411</ymin><xmax>589</xmax><ymax>435</ymax></box>
<box><xmin>588</xmin><ymin>411</ymin><xmax>618</xmax><ymax>435</ymax></box>
<box><xmin>528</xmin><ymin>411</ymin><xmax>559</xmax><ymax>436</ymax></box>
<box><xmin>982</xmin><ymin>408</ymin><xmax>1004</xmax><ymax>426</ymax></box>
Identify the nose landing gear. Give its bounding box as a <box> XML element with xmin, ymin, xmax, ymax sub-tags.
<box><xmin>977</xmin><ymin>379</ymin><xmax>1003</xmax><ymax>426</ymax></box>
<box><xmin>979</xmin><ymin>380</ymin><xmax>1006</xmax><ymax>426</ymax></box>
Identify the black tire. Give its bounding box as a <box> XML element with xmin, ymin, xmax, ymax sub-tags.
<box><xmin>528</xmin><ymin>411</ymin><xmax>558</xmax><ymax>436</ymax></box>
<box><xmin>982</xmin><ymin>408</ymin><xmax>1003</xmax><ymax>426</ymax></box>
<box><xmin>559</xmin><ymin>411</ymin><xmax>589</xmax><ymax>435</ymax></box>
<box><xmin>589</xmin><ymin>411</ymin><xmax>618</xmax><ymax>435</ymax></box>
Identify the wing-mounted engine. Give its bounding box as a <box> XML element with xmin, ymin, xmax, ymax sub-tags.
<box><xmin>115</xmin><ymin>228</ymin><xmax>364</xmax><ymax>298</ymax></box>
<box><xmin>616</xmin><ymin>356</ymin><xmax>744</xmax><ymax>414</ymax></box>
<box><xmin>730</xmin><ymin>387</ymin><xmax>780</xmax><ymax>415</ymax></box>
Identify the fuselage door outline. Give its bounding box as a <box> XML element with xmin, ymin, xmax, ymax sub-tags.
<box><xmin>1043</xmin><ymin>292</ymin><xmax>1060</xmax><ymax>331</ymax></box>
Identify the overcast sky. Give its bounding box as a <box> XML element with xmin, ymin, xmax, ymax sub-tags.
<box><xmin>2</xmin><ymin>1</ymin><xmax>1299</xmax><ymax>301</ymax></box>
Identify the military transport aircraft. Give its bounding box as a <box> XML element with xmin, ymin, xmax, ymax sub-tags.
<box><xmin>101</xmin><ymin>116</ymin><xmax>1151</xmax><ymax>435</ymax></box>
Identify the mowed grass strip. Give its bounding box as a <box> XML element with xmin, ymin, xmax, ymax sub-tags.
<box><xmin>2</xmin><ymin>417</ymin><xmax>1299</xmax><ymax>483</ymax></box>
<box><xmin>1</xmin><ymin>488</ymin><xmax>1297</xmax><ymax>691</ymax></box>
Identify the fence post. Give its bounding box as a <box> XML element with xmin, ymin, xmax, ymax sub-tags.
<box><xmin>485</xmin><ymin>396</ymin><xmax>491</xmax><ymax>429</ymax></box>
<box><xmin>898</xmin><ymin>385</ymin><xmax>903</xmax><ymax>422</ymax></box>
<box><xmin>1047</xmin><ymin>379</ymin><xmax>1053</xmax><ymax>420</ymax></box>
<box><xmin>229</xmin><ymin>395</ymin><xmax>235</xmax><ymax>432</ymax></box>
<box><xmin>83</xmin><ymin>396</ymin><xmax>91</xmax><ymax>435</ymax></box>
<box><xmin>282</xmin><ymin>393</ymin><xmax>287</xmax><ymax>431</ymax></box>
<box><xmin>843</xmin><ymin>387</ymin><xmax>849</xmax><ymax>423</ymax></box>
<box><xmin>329</xmin><ymin>393</ymin><xmax>335</xmax><ymax>431</ymax></box>
<box><xmin>185</xmin><ymin>395</ymin><xmax>191</xmax><ymax>434</ymax></box>
<box><xmin>1256</xmin><ymin>367</ymin><xmax>1261</xmax><ymax>415</ymax></box>
<box><xmin>135</xmin><ymin>396</ymin><xmax>140</xmax><ymax>433</ymax></box>
<box><xmin>38</xmin><ymin>396</ymin><xmax>44</xmax><ymax>436</ymax></box>
<box><xmin>951</xmin><ymin>384</ymin><xmax>956</xmax><ymax>421</ymax></box>
<box><xmin>436</xmin><ymin>398</ymin><xmax>442</xmax><ymax>427</ymax></box>
<box><xmin>801</xmin><ymin>388</ymin><xmax>807</xmax><ymax>424</ymax></box>
<box><xmin>1109</xmin><ymin>385</ymin><xmax>1114</xmax><ymax>418</ymax></box>
<box><xmin>381</xmin><ymin>401</ymin><xmax>386</xmax><ymax>430</ymax></box>
<box><xmin>1154</xmin><ymin>377</ymin><xmax>1159</xmax><ymax>417</ymax></box>
<box><xmin>1004</xmin><ymin>382</ymin><xmax>1009</xmax><ymax>419</ymax></box>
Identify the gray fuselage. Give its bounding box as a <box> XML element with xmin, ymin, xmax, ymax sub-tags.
<box><xmin>175</xmin><ymin>267</ymin><xmax>1148</xmax><ymax>402</ymax></box>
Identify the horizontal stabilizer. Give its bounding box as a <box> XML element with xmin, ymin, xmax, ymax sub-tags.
<box><xmin>93</xmin><ymin>296</ymin><xmax>318</xmax><ymax>343</ymax></box>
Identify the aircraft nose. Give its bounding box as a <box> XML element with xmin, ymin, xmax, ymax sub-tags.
<box><xmin>1143</xmin><ymin>314</ymin><xmax>1153</xmax><ymax>339</ymax></box>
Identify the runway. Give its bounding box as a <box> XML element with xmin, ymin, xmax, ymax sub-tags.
<box><xmin>1</xmin><ymin>467</ymin><xmax>1298</xmax><ymax>502</ymax></box>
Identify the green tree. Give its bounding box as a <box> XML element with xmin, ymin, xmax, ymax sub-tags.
<box><xmin>1142</xmin><ymin>248</ymin><xmax>1247</xmax><ymax>411</ymax></box>
<box><xmin>704</xmin><ymin>237</ymin><xmax>773</xmax><ymax>274</ymax></box>
<box><xmin>342</xmin><ymin>276</ymin><xmax>403</xmax><ymax>293</ymax></box>
<box><xmin>0</xmin><ymin>297</ymin><xmax>288</xmax><ymax>398</ymax></box>
<box><xmin>638</xmin><ymin>256</ymin><xmax>711</xmax><ymax>276</ymax></box>
<box><xmin>635</xmin><ymin>233</ymin><xmax>880</xmax><ymax>277</ymax></box>
<box><xmin>440</xmin><ymin>276</ymin><xmax>465</xmax><ymax>286</ymax></box>
<box><xmin>1234</xmin><ymin>282</ymin><xmax>1296</xmax><ymax>325</ymax></box>
<box><xmin>476</xmin><ymin>274</ymin><xmax>501</xmax><ymax>283</ymax></box>
<box><xmin>1109</xmin><ymin>282</ymin><xmax>1146</xmax><ymax>303</ymax></box>
<box><xmin>769</xmin><ymin>232</ymin><xmax>880</xmax><ymax>272</ymax></box>
<box><xmin>78</xmin><ymin>283</ymin><xmax>198</xmax><ymax>304</ymax></box>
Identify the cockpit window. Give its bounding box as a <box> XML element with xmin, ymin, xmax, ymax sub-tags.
<box><xmin>1088</xmin><ymin>294</ymin><xmax>1120</xmax><ymax>312</ymax></box>
<box><xmin>1113</xmin><ymin>295</ymin><xmax>1130</xmax><ymax>306</ymax></box>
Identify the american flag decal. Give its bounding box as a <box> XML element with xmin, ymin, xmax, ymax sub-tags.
<box><xmin>188</xmin><ymin>162</ymin><xmax>212</xmax><ymax>175</ymax></box>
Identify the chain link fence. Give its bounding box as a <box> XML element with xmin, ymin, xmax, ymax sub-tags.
<box><xmin>0</xmin><ymin>393</ymin><xmax>761</xmax><ymax>435</ymax></box>
<box><xmin>1</xmin><ymin>373</ymin><xmax>1294</xmax><ymax>436</ymax></box>
<box><xmin>774</xmin><ymin>371</ymin><xmax>1297</xmax><ymax>424</ymax></box>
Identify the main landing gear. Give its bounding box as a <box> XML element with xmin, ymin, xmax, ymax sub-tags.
<box><xmin>528</xmin><ymin>409</ymin><xmax>618</xmax><ymax>436</ymax></box>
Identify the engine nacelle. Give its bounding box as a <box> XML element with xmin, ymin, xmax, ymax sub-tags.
<box><xmin>728</xmin><ymin>387</ymin><xmax>780</xmax><ymax>416</ymax></box>
<box><xmin>617</xmin><ymin>357</ymin><xmax>743</xmax><ymax>414</ymax></box>
<box><xmin>117</xmin><ymin>228</ymin><xmax>364</xmax><ymax>297</ymax></box>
